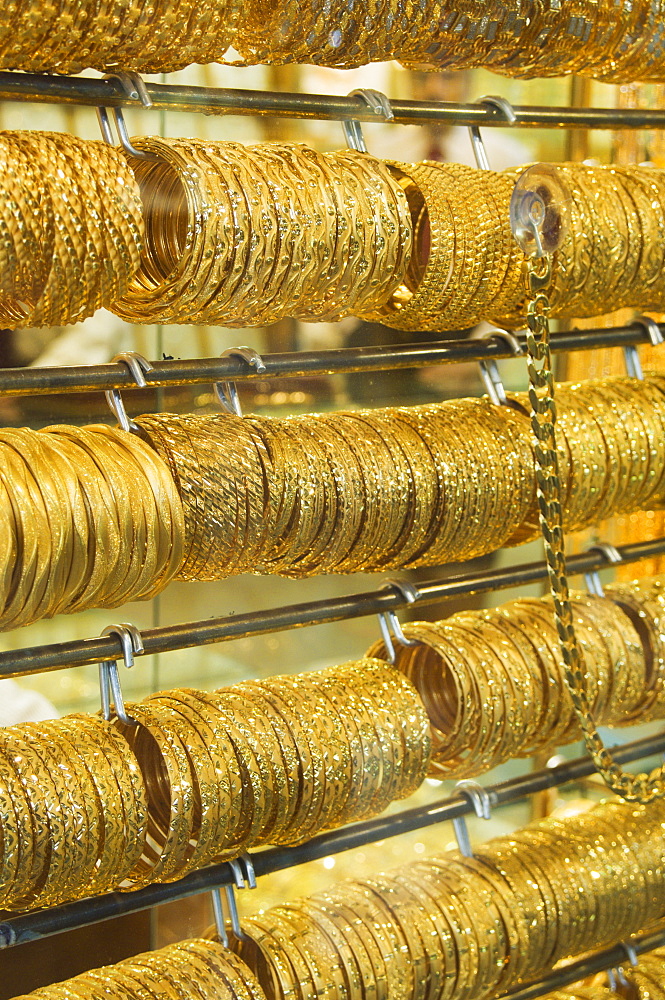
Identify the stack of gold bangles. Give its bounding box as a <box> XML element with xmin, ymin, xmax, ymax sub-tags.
<box><xmin>112</xmin><ymin>155</ymin><xmax>665</xmax><ymax>331</ymax></box>
<box><xmin>1</xmin><ymin>376</ymin><xmax>665</xmax><ymax>631</ymax></box>
<box><xmin>374</xmin><ymin>160</ymin><xmax>665</xmax><ymax>332</ymax></box>
<box><xmin>8</xmin><ymin>801</ymin><xmax>665</xmax><ymax>1000</ymax></box>
<box><xmin>368</xmin><ymin>574</ymin><xmax>665</xmax><ymax>779</ymax></box>
<box><xmin>0</xmin><ymin>1</ymin><xmax>241</xmax><ymax>74</ymax></box>
<box><xmin>0</xmin><ymin>661</ymin><xmax>428</xmax><ymax>910</ymax></box>
<box><xmin>0</xmin><ymin>423</ymin><xmax>184</xmax><ymax>632</ymax></box>
<box><xmin>1</xmin><ymin>1</ymin><xmax>665</xmax><ymax>80</ymax></box>
<box><xmin>15</xmin><ymin>942</ymin><xmax>665</xmax><ymax>1000</ymax></box>
<box><xmin>233</xmin><ymin>0</ymin><xmax>665</xmax><ymax>78</ymax></box>
<box><xmin>227</xmin><ymin>798</ymin><xmax>665</xmax><ymax>1000</ymax></box>
<box><xmin>112</xmin><ymin>140</ymin><xmax>412</xmax><ymax>326</ymax></box>
<box><xmin>0</xmin><ymin>132</ymin><xmax>143</xmax><ymax>328</ymax></box>
<box><xmin>17</xmin><ymin>939</ymin><xmax>265</xmax><ymax>1000</ymax></box>
<box><xmin>137</xmin><ymin>375</ymin><xmax>665</xmax><ymax>580</ymax></box>
<box><xmin>3</xmin><ymin>134</ymin><xmax>665</xmax><ymax>333</ymax></box>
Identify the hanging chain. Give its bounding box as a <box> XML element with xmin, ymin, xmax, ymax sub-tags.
<box><xmin>524</xmin><ymin>254</ymin><xmax>665</xmax><ymax>803</ymax></box>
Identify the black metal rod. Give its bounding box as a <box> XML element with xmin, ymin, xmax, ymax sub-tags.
<box><xmin>1</xmin><ymin>537</ymin><xmax>663</xmax><ymax>681</ymax></box>
<box><xmin>1</xmin><ymin>728</ymin><xmax>663</xmax><ymax>949</ymax></box>
<box><xmin>2</xmin><ymin>72</ymin><xmax>665</xmax><ymax>130</ymax></box>
<box><xmin>0</xmin><ymin>324</ymin><xmax>659</xmax><ymax>397</ymax></box>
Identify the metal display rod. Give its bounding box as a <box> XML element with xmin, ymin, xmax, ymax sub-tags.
<box><xmin>504</xmin><ymin>927</ymin><xmax>665</xmax><ymax>1000</ymax></box>
<box><xmin>2</xmin><ymin>728</ymin><xmax>663</xmax><ymax>949</ymax></box>
<box><xmin>2</xmin><ymin>72</ymin><xmax>665</xmax><ymax>130</ymax></box>
<box><xmin>0</xmin><ymin>323</ymin><xmax>660</xmax><ymax>397</ymax></box>
<box><xmin>1</xmin><ymin>537</ymin><xmax>663</xmax><ymax>681</ymax></box>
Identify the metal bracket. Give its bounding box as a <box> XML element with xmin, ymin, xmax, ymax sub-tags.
<box><xmin>214</xmin><ymin>347</ymin><xmax>267</xmax><ymax>417</ymax></box>
<box><xmin>452</xmin><ymin>780</ymin><xmax>493</xmax><ymax>858</ymax></box>
<box><xmin>468</xmin><ymin>95</ymin><xmax>517</xmax><ymax>170</ymax></box>
<box><xmin>211</xmin><ymin>853</ymin><xmax>256</xmax><ymax>946</ymax></box>
<box><xmin>377</xmin><ymin>578</ymin><xmax>420</xmax><ymax>664</ymax></box>
<box><xmin>342</xmin><ymin>89</ymin><xmax>395</xmax><ymax>153</ymax></box>
<box><xmin>584</xmin><ymin>542</ymin><xmax>622</xmax><ymax>598</ymax></box>
<box><xmin>98</xmin><ymin>623</ymin><xmax>144</xmax><ymax>725</ymax></box>
<box><xmin>105</xmin><ymin>352</ymin><xmax>154</xmax><ymax>433</ymax></box>
<box><xmin>471</xmin><ymin>328</ymin><xmax>523</xmax><ymax>407</ymax></box>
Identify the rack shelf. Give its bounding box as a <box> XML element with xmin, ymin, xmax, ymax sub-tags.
<box><xmin>2</xmin><ymin>536</ymin><xmax>662</xmax><ymax>681</ymax></box>
<box><xmin>3</xmin><ymin>72</ymin><xmax>665</xmax><ymax>131</ymax></box>
<box><xmin>0</xmin><ymin>322</ymin><xmax>660</xmax><ymax>397</ymax></box>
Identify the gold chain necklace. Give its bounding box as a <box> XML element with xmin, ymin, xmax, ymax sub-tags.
<box><xmin>524</xmin><ymin>252</ymin><xmax>665</xmax><ymax>802</ymax></box>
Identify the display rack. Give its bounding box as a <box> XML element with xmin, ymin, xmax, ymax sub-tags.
<box><xmin>2</xmin><ymin>535</ymin><xmax>663</xmax><ymax>679</ymax></box>
<box><xmin>2</xmin><ymin>64</ymin><xmax>665</xmax><ymax>1000</ymax></box>
<box><xmin>2</xmin><ymin>70</ymin><xmax>665</xmax><ymax>130</ymax></box>
<box><xmin>0</xmin><ymin>322</ymin><xmax>660</xmax><ymax>396</ymax></box>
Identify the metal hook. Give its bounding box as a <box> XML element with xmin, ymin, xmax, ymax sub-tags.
<box><xmin>97</xmin><ymin>73</ymin><xmax>158</xmax><ymax>161</ymax></box>
<box><xmin>211</xmin><ymin>853</ymin><xmax>257</xmax><ymax>946</ymax></box>
<box><xmin>607</xmin><ymin>941</ymin><xmax>638</xmax><ymax>990</ymax></box>
<box><xmin>635</xmin><ymin>314</ymin><xmax>664</xmax><ymax>347</ymax></box>
<box><xmin>105</xmin><ymin>352</ymin><xmax>154</xmax><ymax>433</ymax></box>
<box><xmin>211</xmin><ymin>889</ymin><xmax>230</xmax><ymax>947</ymax></box>
<box><xmin>97</xmin><ymin>107</ymin><xmax>160</xmax><ymax>160</ymax></box>
<box><xmin>471</xmin><ymin>328</ymin><xmax>523</xmax><ymax>407</ymax></box>
<box><xmin>452</xmin><ymin>780</ymin><xmax>493</xmax><ymax>858</ymax></box>
<box><xmin>228</xmin><ymin>853</ymin><xmax>257</xmax><ymax>889</ymax></box>
<box><xmin>342</xmin><ymin>89</ymin><xmax>395</xmax><ymax>153</ymax></box>
<box><xmin>377</xmin><ymin>578</ymin><xmax>420</xmax><ymax>664</ymax></box>
<box><xmin>584</xmin><ymin>542</ymin><xmax>621</xmax><ymax>598</ymax></box>
<box><xmin>624</xmin><ymin>315</ymin><xmax>665</xmax><ymax>380</ymax></box>
<box><xmin>620</xmin><ymin>943</ymin><xmax>639</xmax><ymax>967</ymax></box>
<box><xmin>214</xmin><ymin>347</ymin><xmax>267</xmax><ymax>417</ymax></box>
<box><xmin>623</xmin><ymin>344</ymin><xmax>643</xmax><ymax>380</ymax></box>
<box><xmin>98</xmin><ymin>623</ymin><xmax>144</xmax><ymax>725</ymax></box>
<box><xmin>468</xmin><ymin>95</ymin><xmax>518</xmax><ymax>171</ymax></box>
<box><xmin>106</xmin><ymin>71</ymin><xmax>154</xmax><ymax>108</ymax></box>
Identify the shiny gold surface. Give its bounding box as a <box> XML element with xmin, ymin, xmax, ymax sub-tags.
<box><xmin>112</xmin><ymin>139</ymin><xmax>412</xmax><ymax>327</ymax></box>
<box><xmin>0</xmin><ymin>662</ymin><xmax>429</xmax><ymax>910</ymax></box>
<box><xmin>228</xmin><ymin>799</ymin><xmax>665</xmax><ymax>1000</ymax></box>
<box><xmin>367</xmin><ymin>576</ymin><xmax>665</xmax><ymax>780</ymax></box>
<box><xmin>136</xmin><ymin>377</ymin><xmax>665</xmax><ymax>580</ymax></box>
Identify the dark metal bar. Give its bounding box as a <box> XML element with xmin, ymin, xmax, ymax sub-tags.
<box><xmin>2</xmin><ymin>72</ymin><xmax>665</xmax><ymax>130</ymax></box>
<box><xmin>0</xmin><ymin>323</ymin><xmax>661</xmax><ymax>397</ymax></box>
<box><xmin>1</xmin><ymin>537</ymin><xmax>662</xmax><ymax>681</ymax></box>
<box><xmin>2</xmin><ymin>729</ymin><xmax>663</xmax><ymax>949</ymax></box>
<box><xmin>504</xmin><ymin>927</ymin><xmax>665</xmax><ymax>1000</ymax></box>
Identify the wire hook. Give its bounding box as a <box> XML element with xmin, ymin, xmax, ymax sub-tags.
<box><xmin>452</xmin><ymin>780</ymin><xmax>493</xmax><ymax>858</ymax></box>
<box><xmin>468</xmin><ymin>95</ymin><xmax>517</xmax><ymax>170</ymax></box>
<box><xmin>214</xmin><ymin>347</ymin><xmax>266</xmax><ymax>417</ymax></box>
<box><xmin>98</xmin><ymin>623</ymin><xmax>144</xmax><ymax>725</ymax></box>
<box><xmin>97</xmin><ymin>72</ymin><xmax>158</xmax><ymax>160</ymax></box>
<box><xmin>107</xmin><ymin>71</ymin><xmax>154</xmax><ymax>108</ymax></box>
<box><xmin>624</xmin><ymin>315</ymin><xmax>665</xmax><ymax>380</ymax></box>
<box><xmin>607</xmin><ymin>941</ymin><xmax>638</xmax><ymax>990</ymax></box>
<box><xmin>471</xmin><ymin>328</ymin><xmax>523</xmax><ymax>407</ymax></box>
<box><xmin>105</xmin><ymin>352</ymin><xmax>154</xmax><ymax>433</ymax></box>
<box><xmin>584</xmin><ymin>542</ymin><xmax>621</xmax><ymax>598</ymax></box>
<box><xmin>342</xmin><ymin>89</ymin><xmax>395</xmax><ymax>153</ymax></box>
<box><xmin>377</xmin><ymin>578</ymin><xmax>420</xmax><ymax>664</ymax></box>
<box><xmin>211</xmin><ymin>853</ymin><xmax>257</xmax><ymax>946</ymax></box>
